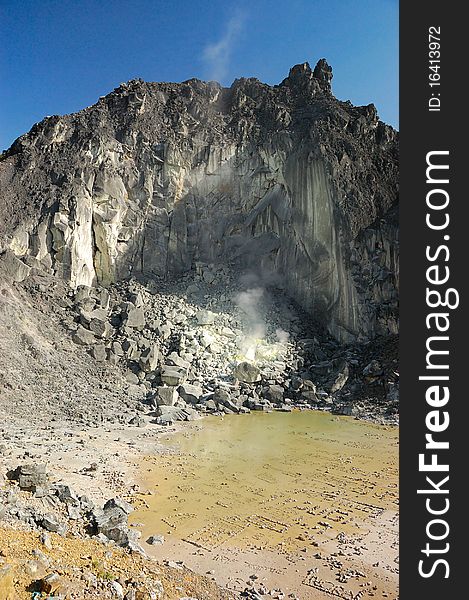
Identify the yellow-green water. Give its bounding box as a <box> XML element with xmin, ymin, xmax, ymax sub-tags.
<box><xmin>132</xmin><ymin>411</ymin><xmax>398</xmax><ymax>555</ymax></box>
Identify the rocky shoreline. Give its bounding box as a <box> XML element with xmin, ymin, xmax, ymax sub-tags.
<box><xmin>0</xmin><ymin>412</ymin><xmax>398</xmax><ymax>600</ymax></box>
<box><xmin>5</xmin><ymin>253</ymin><xmax>399</xmax><ymax>424</ymax></box>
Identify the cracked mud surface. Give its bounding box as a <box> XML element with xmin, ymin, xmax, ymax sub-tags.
<box><xmin>131</xmin><ymin>412</ymin><xmax>398</xmax><ymax>599</ymax></box>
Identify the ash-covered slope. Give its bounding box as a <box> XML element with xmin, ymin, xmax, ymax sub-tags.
<box><xmin>0</xmin><ymin>59</ymin><xmax>398</xmax><ymax>342</ymax></box>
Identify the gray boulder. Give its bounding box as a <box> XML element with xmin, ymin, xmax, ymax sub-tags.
<box><xmin>233</xmin><ymin>361</ymin><xmax>261</xmax><ymax>383</ymax></box>
<box><xmin>72</xmin><ymin>326</ymin><xmax>96</xmax><ymax>346</ymax></box>
<box><xmin>139</xmin><ymin>343</ymin><xmax>160</xmax><ymax>372</ymax></box>
<box><xmin>146</xmin><ymin>534</ymin><xmax>165</xmax><ymax>545</ymax></box>
<box><xmin>91</xmin><ymin>344</ymin><xmax>107</xmax><ymax>362</ymax></box>
<box><xmin>128</xmin><ymin>414</ymin><xmax>145</xmax><ymax>427</ymax></box>
<box><xmin>112</xmin><ymin>341</ymin><xmax>124</xmax><ymax>356</ymax></box>
<box><xmin>125</xmin><ymin>371</ymin><xmax>139</xmax><ymax>385</ymax></box>
<box><xmin>156</xmin><ymin>405</ymin><xmax>199</xmax><ymax>425</ymax></box>
<box><xmin>213</xmin><ymin>388</ymin><xmax>239</xmax><ymax>413</ymax></box>
<box><xmin>178</xmin><ymin>383</ymin><xmax>203</xmax><ymax>404</ymax></box>
<box><xmin>0</xmin><ymin>251</ymin><xmax>31</xmax><ymax>282</ymax></box>
<box><xmin>329</xmin><ymin>362</ymin><xmax>350</xmax><ymax>394</ymax></box>
<box><xmin>128</xmin><ymin>291</ymin><xmax>144</xmax><ymax>307</ymax></box>
<box><xmin>88</xmin><ymin>307</ymin><xmax>109</xmax><ymax>322</ymax></box>
<box><xmin>156</xmin><ymin>322</ymin><xmax>172</xmax><ymax>340</ymax></box>
<box><xmin>75</xmin><ymin>285</ymin><xmax>91</xmax><ymax>303</ymax></box>
<box><xmin>155</xmin><ymin>386</ymin><xmax>178</xmax><ymax>406</ymax></box>
<box><xmin>52</xmin><ymin>484</ymin><xmax>80</xmax><ymax>504</ymax></box>
<box><xmin>103</xmin><ymin>497</ymin><xmax>133</xmax><ymax>514</ymax></box>
<box><xmin>93</xmin><ymin>497</ymin><xmax>133</xmax><ymax>545</ymax></box>
<box><xmin>203</xmin><ymin>398</ymin><xmax>219</xmax><ymax>412</ymax></box>
<box><xmin>196</xmin><ymin>309</ymin><xmax>216</xmax><ymax>325</ymax></box>
<box><xmin>14</xmin><ymin>463</ymin><xmax>48</xmax><ymax>492</ymax></box>
<box><xmin>244</xmin><ymin>398</ymin><xmax>272</xmax><ymax>411</ymax></box>
<box><xmin>98</xmin><ymin>288</ymin><xmax>110</xmax><ymax>309</ymax></box>
<box><xmin>125</xmin><ymin>306</ymin><xmax>145</xmax><ymax>329</ymax></box>
<box><xmin>108</xmin><ymin>351</ymin><xmax>120</xmax><ymax>365</ymax></box>
<box><xmin>161</xmin><ymin>365</ymin><xmax>187</xmax><ymax>386</ymax></box>
<box><xmin>264</xmin><ymin>384</ymin><xmax>284</xmax><ymax>404</ymax></box>
<box><xmin>166</xmin><ymin>352</ymin><xmax>191</xmax><ymax>369</ymax></box>
<box><xmin>40</xmin><ymin>514</ymin><xmax>68</xmax><ymax>536</ymax></box>
<box><xmin>123</xmin><ymin>339</ymin><xmax>140</xmax><ymax>360</ymax></box>
<box><xmin>301</xmin><ymin>389</ymin><xmax>318</xmax><ymax>404</ymax></box>
<box><xmin>89</xmin><ymin>319</ymin><xmax>112</xmax><ymax>338</ymax></box>
<box><xmin>363</xmin><ymin>360</ymin><xmax>383</xmax><ymax>378</ymax></box>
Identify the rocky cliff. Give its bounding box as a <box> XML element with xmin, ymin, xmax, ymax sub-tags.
<box><xmin>0</xmin><ymin>59</ymin><xmax>398</xmax><ymax>342</ymax></box>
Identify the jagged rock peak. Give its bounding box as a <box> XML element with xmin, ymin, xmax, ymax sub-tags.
<box><xmin>108</xmin><ymin>59</ymin><xmax>334</xmax><ymax>101</ymax></box>
<box><xmin>281</xmin><ymin>59</ymin><xmax>333</xmax><ymax>93</ymax></box>
<box><xmin>313</xmin><ymin>59</ymin><xmax>333</xmax><ymax>85</ymax></box>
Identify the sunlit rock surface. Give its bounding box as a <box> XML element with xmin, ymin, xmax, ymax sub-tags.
<box><xmin>0</xmin><ymin>59</ymin><xmax>398</xmax><ymax>342</ymax></box>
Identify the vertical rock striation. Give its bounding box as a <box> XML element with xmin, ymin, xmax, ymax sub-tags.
<box><xmin>0</xmin><ymin>60</ymin><xmax>398</xmax><ymax>342</ymax></box>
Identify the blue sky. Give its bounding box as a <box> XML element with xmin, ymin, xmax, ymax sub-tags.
<box><xmin>0</xmin><ymin>0</ymin><xmax>398</xmax><ymax>150</ymax></box>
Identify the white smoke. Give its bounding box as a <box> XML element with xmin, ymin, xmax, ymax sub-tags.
<box><xmin>275</xmin><ymin>328</ymin><xmax>290</xmax><ymax>344</ymax></box>
<box><xmin>202</xmin><ymin>12</ymin><xmax>245</xmax><ymax>82</ymax></box>
<box><xmin>235</xmin><ymin>287</ymin><xmax>266</xmax><ymax>338</ymax></box>
<box><xmin>234</xmin><ymin>287</ymin><xmax>266</xmax><ymax>360</ymax></box>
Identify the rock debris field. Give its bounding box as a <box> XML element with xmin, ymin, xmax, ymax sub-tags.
<box><xmin>0</xmin><ymin>257</ymin><xmax>398</xmax><ymax>599</ymax></box>
<box><xmin>0</xmin><ymin>57</ymin><xmax>399</xmax><ymax>600</ymax></box>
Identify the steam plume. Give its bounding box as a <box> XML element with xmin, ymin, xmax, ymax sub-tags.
<box><xmin>234</xmin><ymin>287</ymin><xmax>266</xmax><ymax>361</ymax></box>
<box><xmin>202</xmin><ymin>12</ymin><xmax>245</xmax><ymax>83</ymax></box>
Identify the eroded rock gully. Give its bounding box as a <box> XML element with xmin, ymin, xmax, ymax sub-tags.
<box><xmin>0</xmin><ymin>59</ymin><xmax>398</xmax><ymax>343</ymax></box>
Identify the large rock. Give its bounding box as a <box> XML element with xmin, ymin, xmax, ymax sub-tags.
<box><xmin>123</xmin><ymin>339</ymin><xmax>140</xmax><ymax>360</ymax></box>
<box><xmin>213</xmin><ymin>388</ymin><xmax>240</xmax><ymax>412</ymax></box>
<box><xmin>329</xmin><ymin>362</ymin><xmax>350</xmax><ymax>394</ymax></box>
<box><xmin>39</xmin><ymin>573</ymin><xmax>63</xmax><ymax>595</ymax></box>
<box><xmin>72</xmin><ymin>326</ymin><xmax>96</xmax><ymax>346</ymax></box>
<box><xmin>166</xmin><ymin>351</ymin><xmax>190</xmax><ymax>369</ymax></box>
<box><xmin>40</xmin><ymin>514</ymin><xmax>68</xmax><ymax>536</ymax></box>
<box><xmin>199</xmin><ymin>331</ymin><xmax>216</xmax><ymax>349</ymax></box>
<box><xmin>233</xmin><ymin>362</ymin><xmax>261</xmax><ymax>383</ymax></box>
<box><xmin>92</xmin><ymin>497</ymin><xmax>133</xmax><ymax>545</ymax></box>
<box><xmin>196</xmin><ymin>310</ymin><xmax>216</xmax><ymax>325</ymax></box>
<box><xmin>178</xmin><ymin>383</ymin><xmax>203</xmax><ymax>404</ymax></box>
<box><xmin>203</xmin><ymin>398</ymin><xmax>219</xmax><ymax>412</ymax></box>
<box><xmin>0</xmin><ymin>251</ymin><xmax>31</xmax><ymax>282</ymax></box>
<box><xmin>155</xmin><ymin>386</ymin><xmax>178</xmax><ymax>406</ymax></box>
<box><xmin>147</xmin><ymin>534</ymin><xmax>165</xmax><ymax>546</ymax></box>
<box><xmin>13</xmin><ymin>463</ymin><xmax>48</xmax><ymax>492</ymax></box>
<box><xmin>244</xmin><ymin>398</ymin><xmax>272</xmax><ymax>411</ymax></box>
<box><xmin>139</xmin><ymin>343</ymin><xmax>160</xmax><ymax>372</ymax></box>
<box><xmin>52</xmin><ymin>484</ymin><xmax>80</xmax><ymax>504</ymax></box>
<box><xmin>91</xmin><ymin>344</ymin><xmax>107</xmax><ymax>362</ymax></box>
<box><xmin>88</xmin><ymin>307</ymin><xmax>109</xmax><ymax>322</ymax></box>
<box><xmin>125</xmin><ymin>306</ymin><xmax>145</xmax><ymax>329</ymax></box>
<box><xmin>301</xmin><ymin>389</ymin><xmax>319</xmax><ymax>404</ymax></box>
<box><xmin>156</xmin><ymin>405</ymin><xmax>199</xmax><ymax>425</ymax></box>
<box><xmin>112</xmin><ymin>341</ymin><xmax>124</xmax><ymax>356</ymax></box>
<box><xmin>128</xmin><ymin>291</ymin><xmax>144</xmax><ymax>307</ymax></box>
<box><xmin>88</xmin><ymin>318</ymin><xmax>112</xmax><ymax>338</ymax></box>
<box><xmin>363</xmin><ymin>360</ymin><xmax>383</xmax><ymax>378</ymax></box>
<box><xmin>264</xmin><ymin>384</ymin><xmax>284</xmax><ymax>404</ymax></box>
<box><xmin>103</xmin><ymin>497</ymin><xmax>133</xmax><ymax>514</ymax></box>
<box><xmin>0</xmin><ymin>60</ymin><xmax>398</xmax><ymax>342</ymax></box>
<box><xmin>160</xmin><ymin>365</ymin><xmax>187</xmax><ymax>386</ymax></box>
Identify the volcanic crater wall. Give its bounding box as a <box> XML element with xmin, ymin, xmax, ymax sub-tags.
<box><xmin>0</xmin><ymin>60</ymin><xmax>398</xmax><ymax>342</ymax></box>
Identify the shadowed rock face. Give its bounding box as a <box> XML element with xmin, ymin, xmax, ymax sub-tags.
<box><xmin>0</xmin><ymin>59</ymin><xmax>398</xmax><ymax>342</ymax></box>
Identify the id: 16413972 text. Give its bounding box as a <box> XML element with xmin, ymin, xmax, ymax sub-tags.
<box><xmin>428</xmin><ymin>26</ymin><xmax>441</xmax><ymax>112</ymax></box>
